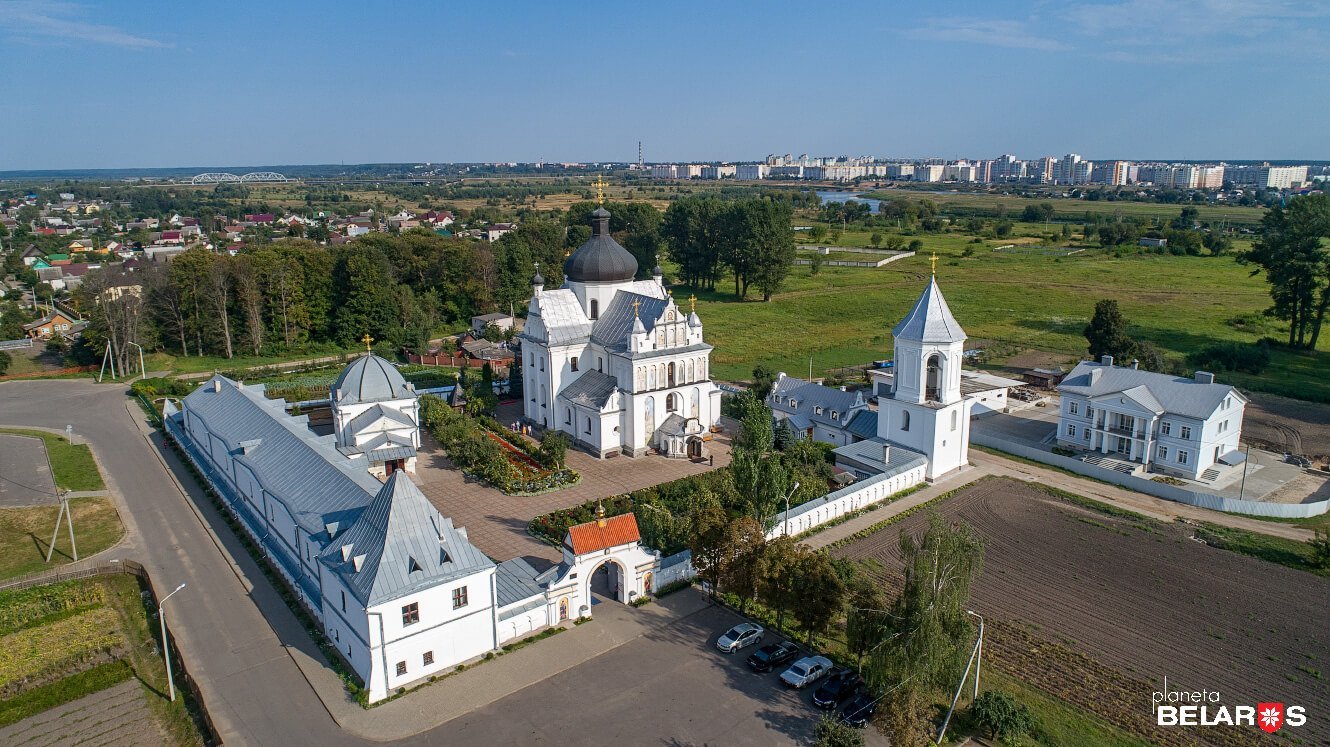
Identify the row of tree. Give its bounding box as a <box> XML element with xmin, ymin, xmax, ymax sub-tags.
<box><xmin>661</xmin><ymin>196</ymin><xmax>797</xmax><ymax>300</ymax></box>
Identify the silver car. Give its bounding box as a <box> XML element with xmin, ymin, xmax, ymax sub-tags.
<box><xmin>715</xmin><ymin>622</ymin><xmax>764</xmax><ymax>653</ymax></box>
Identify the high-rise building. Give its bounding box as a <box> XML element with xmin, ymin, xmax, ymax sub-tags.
<box><xmin>1197</xmin><ymin>165</ymin><xmax>1225</xmax><ymax>189</ymax></box>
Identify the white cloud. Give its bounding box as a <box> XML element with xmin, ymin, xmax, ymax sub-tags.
<box><xmin>1060</xmin><ymin>0</ymin><xmax>1330</xmax><ymax>59</ymax></box>
<box><xmin>0</xmin><ymin>0</ymin><xmax>170</xmax><ymax>49</ymax></box>
<box><xmin>907</xmin><ymin>17</ymin><xmax>1072</xmax><ymax>52</ymax></box>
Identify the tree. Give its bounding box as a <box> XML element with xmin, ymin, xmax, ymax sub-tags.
<box><xmin>845</xmin><ymin>573</ymin><xmax>890</xmax><ymax>668</ymax></box>
<box><xmin>870</xmin><ymin>232</ymin><xmax>882</xmax><ymax>248</ymax></box>
<box><xmin>907</xmin><ymin>239</ymin><xmax>924</xmax><ymax>253</ymax></box>
<box><xmin>864</xmin><ymin>514</ymin><xmax>984</xmax><ymax>741</ymax></box>
<box><xmin>720</xmin><ymin>517</ymin><xmax>766</xmax><ymax>612</ymax></box>
<box><xmin>791</xmin><ymin>551</ymin><xmax>845</xmax><ymax>646</ymax></box>
<box><xmin>536</xmin><ymin>431</ymin><xmax>569</xmax><ymax>469</ymax></box>
<box><xmin>808</xmin><ymin>224</ymin><xmax>829</xmax><ymax>242</ymax></box>
<box><xmin>971</xmin><ymin>690</ymin><xmax>1035</xmax><ymax>741</ymax></box>
<box><xmin>0</xmin><ymin>350</ymin><xmax>10</xmax><ymax>376</ymax></box>
<box><xmin>756</xmin><ymin>536</ymin><xmax>805</xmax><ymax>632</ymax></box>
<box><xmin>1310</xmin><ymin>528</ymin><xmax>1330</xmax><ymax>570</ymax></box>
<box><xmin>1083</xmin><ymin>299</ymin><xmax>1135</xmax><ymax>362</ymax></box>
<box><xmin>688</xmin><ymin>504</ymin><xmax>730</xmax><ymax>599</ymax></box>
<box><xmin>1240</xmin><ymin>194</ymin><xmax>1330</xmax><ymax>349</ymax></box>
<box><xmin>751</xmin><ymin>364</ymin><xmax>777</xmax><ymax>401</ymax></box>
<box><xmin>813</xmin><ymin>715</ymin><xmax>864</xmax><ymax>747</ymax></box>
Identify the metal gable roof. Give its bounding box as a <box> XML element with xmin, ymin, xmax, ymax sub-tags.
<box><xmin>891</xmin><ymin>276</ymin><xmax>967</xmax><ymax>344</ymax></box>
<box><xmin>181</xmin><ymin>376</ymin><xmax>383</xmax><ymax>535</ymax></box>
<box><xmin>591</xmin><ymin>291</ymin><xmax>669</xmax><ymax>352</ymax></box>
<box><xmin>558</xmin><ymin>369</ymin><xmax>619</xmax><ymax>410</ymax></box>
<box><xmin>1059</xmin><ymin>362</ymin><xmax>1238</xmax><ymax>420</ymax></box>
<box><xmin>529</xmin><ymin>289</ymin><xmax>593</xmax><ymax>345</ymax></box>
<box><xmin>494</xmin><ymin>557</ymin><xmax>544</xmax><ymax>608</ymax></box>
<box><xmin>770</xmin><ymin>376</ymin><xmax>866</xmax><ymax>427</ymax></box>
<box><xmin>846</xmin><ymin>409</ymin><xmax>879</xmax><ymax>440</ymax></box>
<box><xmin>319</xmin><ymin>471</ymin><xmax>493</xmax><ymax>607</ymax></box>
<box><xmin>346</xmin><ymin>403</ymin><xmax>416</xmax><ymax>433</ymax></box>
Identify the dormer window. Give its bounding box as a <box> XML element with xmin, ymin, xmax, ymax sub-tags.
<box><xmin>831</xmin><ymin>410</ymin><xmax>838</xmax><ymax>420</ymax></box>
<box><xmin>815</xmin><ymin>406</ymin><xmax>823</xmax><ymax>415</ymax></box>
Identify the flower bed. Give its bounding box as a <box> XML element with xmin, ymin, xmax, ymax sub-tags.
<box><xmin>420</xmin><ymin>395</ymin><xmax>578</xmax><ymax>495</ymax></box>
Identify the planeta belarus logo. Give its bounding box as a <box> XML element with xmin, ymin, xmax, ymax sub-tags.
<box><xmin>1258</xmin><ymin>703</ymin><xmax>1284</xmax><ymax>733</ymax></box>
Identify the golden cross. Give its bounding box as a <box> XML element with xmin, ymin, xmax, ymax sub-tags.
<box><xmin>361</xmin><ymin>333</ymin><xmax>374</xmax><ymax>352</ymax></box>
<box><xmin>930</xmin><ymin>252</ymin><xmax>938</xmax><ymax>275</ymax></box>
<box><xmin>631</xmin><ymin>298</ymin><xmax>641</xmax><ymax>318</ymax></box>
<box><xmin>689</xmin><ymin>294</ymin><xmax>697</xmax><ymax>313</ymax></box>
<box><xmin>593</xmin><ymin>175</ymin><xmax>607</xmax><ymax>205</ymax></box>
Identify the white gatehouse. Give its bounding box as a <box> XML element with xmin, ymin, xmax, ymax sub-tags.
<box><xmin>537</xmin><ymin>507</ymin><xmax>657</xmax><ymax>620</ymax></box>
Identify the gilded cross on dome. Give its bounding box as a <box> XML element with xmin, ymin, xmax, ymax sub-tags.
<box><xmin>361</xmin><ymin>333</ymin><xmax>374</xmax><ymax>352</ymax></box>
<box><xmin>631</xmin><ymin>298</ymin><xmax>641</xmax><ymax>318</ymax></box>
<box><xmin>930</xmin><ymin>252</ymin><xmax>938</xmax><ymax>275</ymax></box>
<box><xmin>593</xmin><ymin>176</ymin><xmax>607</xmax><ymax>205</ymax></box>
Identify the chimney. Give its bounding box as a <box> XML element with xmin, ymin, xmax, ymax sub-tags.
<box><xmin>212</xmin><ymin>379</ymin><xmax>222</xmax><ymax>393</ymax></box>
<box><xmin>1089</xmin><ymin>368</ymin><xmax>1102</xmax><ymax>386</ymax></box>
<box><xmin>1131</xmin><ymin>359</ymin><xmax>1139</xmax><ymax>370</ymax></box>
<box><xmin>1100</xmin><ymin>355</ymin><xmax>1114</xmax><ymax>367</ymax></box>
<box><xmin>1194</xmin><ymin>371</ymin><xmax>1215</xmax><ymax>384</ymax></box>
<box><xmin>882</xmin><ymin>443</ymin><xmax>892</xmax><ymax>464</ymax></box>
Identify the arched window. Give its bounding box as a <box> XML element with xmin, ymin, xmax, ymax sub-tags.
<box><xmin>667</xmin><ymin>393</ymin><xmax>679</xmax><ymax>412</ymax></box>
<box><xmin>590</xmin><ymin>299</ymin><xmax>599</xmax><ymax>319</ymax></box>
<box><xmin>925</xmin><ymin>354</ymin><xmax>941</xmax><ymax>402</ymax></box>
<box><xmin>951</xmin><ymin>410</ymin><xmax>958</xmax><ymax>431</ymax></box>
<box><xmin>901</xmin><ymin>410</ymin><xmax>911</xmax><ymax>432</ymax></box>
<box><xmin>668</xmin><ymin>362</ymin><xmax>676</xmax><ymax>387</ymax></box>
<box><xmin>570</xmin><ymin>356</ymin><xmax>579</xmax><ymax>372</ymax></box>
<box><xmin>687</xmin><ymin>360</ymin><xmax>695</xmax><ymax>383</ymax></box>
<box><xmin>585</xmin><ymin>417</ymin><xmax>593</xmax><ymax>434</ymax></box>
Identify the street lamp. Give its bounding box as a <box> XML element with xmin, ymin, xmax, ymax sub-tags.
<box><xmin>783</xmin><ymin>481</ymin><xmax>801</xmax><ymax>538</ymax></box>
<box><xmin>159</xmin><ymin>583</ymin><xmax>186</xmax><ymax>702</ymax></box>
<box><xmin>126</xmin><ymin>341</ymin><xmax>145</xmax><ymax>382</ymax></box>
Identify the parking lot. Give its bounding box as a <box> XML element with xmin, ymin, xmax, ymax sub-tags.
<box><xmin>435</xmin><ymin>598</ymin><xmax>886</xmax><ymax>746</ymax></box>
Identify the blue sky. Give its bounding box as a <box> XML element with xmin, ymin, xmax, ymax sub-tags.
<box><xmin>2</xmin><ymin>0</ymin><xmax>1327</xmax><ymax>169</ymax></box>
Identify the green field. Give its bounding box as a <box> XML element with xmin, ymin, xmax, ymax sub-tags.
<box><xmin>0</xmin><ymin>497</ymin><xmax>124</xmax><ymax>580</ymax></box>
<box><xmin>862</xmin><ymin>188</ymin><xmax>1270</xmax><ymax>225</ymax></box>
<box><xmin>0</xmin><ymin>428</ymin><xmax>105</xmax><ymax>492</ymax></box>
<box><xmin>690</xmin><ymin>231</ymin><xmax>1329</xmax><ymax>401</ymax></box>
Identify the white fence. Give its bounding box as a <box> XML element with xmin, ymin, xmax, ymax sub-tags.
<box><xmin>653</xmin><ymin>551</ymin><xmax>696</xmax><ymax>589</ymax></box>
<box><xmin>767</xmin><ymin>464</ymin><xmax>928</xmax><ymax>540</ymax></box>
<box><xmin>972</xmin><ymin>432</ymin><xmax>1329</xmax><ymax>519</ymax></box>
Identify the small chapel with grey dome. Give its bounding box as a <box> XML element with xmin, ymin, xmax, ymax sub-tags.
<box><xmin>518</xmin><ymin>205</ymin><xmax>721</xmax><ymax>458</ymax></box>
<box><xmin>330</xmin><ymin>352</ymin><xmax>422</xmax><ymax>477</ymax></box>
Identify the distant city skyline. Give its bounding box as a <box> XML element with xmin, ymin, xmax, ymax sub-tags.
<box><xmin>3</xmin><ymin>0</ymin><xmax>1328</xmax><ymax>170</ymax></box>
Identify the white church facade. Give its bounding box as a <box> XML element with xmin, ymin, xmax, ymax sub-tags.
<box><xmin>519</xmin><ymin>206</ymin><xmax>721</xmax><ymax>458</ymax></box>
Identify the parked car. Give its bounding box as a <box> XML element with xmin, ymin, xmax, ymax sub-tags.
<box><xmin>746</xmin><ymin>641</ymin><xmax>800</xmax><ymax>673</ymax></box>
<box><xmin>812</xmin><ymin>668</ymin><xmax>862</xmax><ymax>709</ymax></box>
<box><xmin>779</xmin><ymin>655</ymin><xmax>833</xmax><ymax>688</ymax></box>
<box><xmin>841</xmin><ymin>690</ymin><xmax>878</xmax><ymax>727</ymax></box>
<box><xmin>715</xmin><ymin>623</ymin><xmax>764</xmax><ymax>653</ymax></box>
<box><xmin>1284</xmin><ymin>453</ymin><xmax>1312</xmax><ymax>468</ymax></box>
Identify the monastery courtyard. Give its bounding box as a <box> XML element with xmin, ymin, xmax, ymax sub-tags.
<box><xmin>413</xmin><ymin>401</ymin><xmax>734</xmax><ymax>567</ymax></box>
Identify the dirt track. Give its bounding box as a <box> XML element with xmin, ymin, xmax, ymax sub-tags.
<box><xmin>833</xmin><ymin>477</ymin><xmax>1330</xmax><ymax>746</ymax></box>
<box><xmin>1243</xmin><ymin>392</ymin><xmax>1330</xmax><ymax>464</ymax></box>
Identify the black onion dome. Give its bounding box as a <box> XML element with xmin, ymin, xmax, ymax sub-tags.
<box><xmin>564</xmin><ymin>207</ymin><xmax>638</xmax><ymax>283</ymax></box>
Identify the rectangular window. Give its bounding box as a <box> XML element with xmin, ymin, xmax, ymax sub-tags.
<box><xmin>1219</xmin><ymin>420</ymin><xmax>1227</xmax><ymax>433</ymax></box>
<box><xmin>1083</xmin><ymin>428</ymin><xmax>1090</xmax><ymax>441</ymax></box>
<box><xmin>1158</xmin><ymin>445</ymin><xmax>1168</xmax><ymax>460</ymax></box>
<box><xmin>423</xmin><ymin>651</ymin><xmax>434</xmax><ymax>666</ymax></box>
<box><xmin>341</xmin><ymin>590</ymin><xmax>346</xmax><ymax>613</ymax></box>
<box><xmin>1180</xmin><ymin>426</ymin><xmax>1192</xmax><ymax>440</ymax></box>
<box><xmin>1178</xmin><ymin>450</ymin><xmax>1189</xmax><ymax>465</ymax></box>
<box><xmin>1069</xmin><ymin>401</ymin><xmax>1079</xmax><ymax>415</ymax></box>
<box><xmin>452</xmin><ymin>586</ymin><xmax>469</xmax><ymax>609</ymax></box>
<box><xmin>401</xmin><ymin>602</ymin><xmax>420</xmax><ymax>626</ymax></box>
<box><xmin>1161</xmin><ymin>421</ymin><xmax>1171</xmax><ymax>436</ymax></box>
<box><xmin>396</xmin><ymin>661</ymin><xmax>407</xmax><ymax>677</ymax></box>
<box><xmin>570</xmin><ymin>356</ymin><xmax>578</xmax><ymax>372</ymax></box>
<box><xmin>1066</xmin><ymin>424</ymin><xmax>1076</xmax><ymax>437</ymax></box>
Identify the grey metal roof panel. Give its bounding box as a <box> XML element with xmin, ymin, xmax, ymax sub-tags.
<box><xmin>590</xmin><ymin>291</ymin><xmax>669</xmax><ymax>352</ymax></box>
<box><xmin>331</xmin><ymin>354</ymin><xmax>415</xmax><ymax>405</ymax></box>
<box><xmin>495</xmin><ymin>557</ymin><xmax>544</xmax><ymax>608</ymax></box>
<box><xmin>1058</xmin><ymin>362</ymin><xmax>1239</xmax><ymax>420</ymax></box>
<box><xmin>831</xmin><ymin>437</ymin><xmax>929</xmax><ymax>477</ymax></box>
<box><xmin>346</xmin><ymin>403</ymin><xmax>415</xmax><ymax>434</ymax></box>
<box><xmin>891</xmin><ymin>277</ymin><xmax>967</xmax><ymax>344</ymax></box>
<box><xmin>181</xmin><ymin>376</ymin><xmax>384</xmax><ymax>534</ymax></box>
<box><xmin>558</xmin><ymin>369</ymin><xmax>619</xmax><ymax>409</ymax></box>
<box><xmin>319</xmin><ymin>471</ymin><xmax>493</xmax><ymax>606</ymax></box>
<box><xmin>529</xmin><ymin>289</ymin><xmax>593</xmax><ymax>345</ymax></box>
<box><xmin>846</xmin><ymin>409</ymin><xmax>878</xmax><ymax>440</ymax></box>
<box><xmin>658</xmin><ymin>549</ymin><xmax>692</xmax><ymax>569</ymax></box>
<box><xmin>498</xmin><ymin>597</ymin><xmax>545</xmax><ymax>621</ymax></box>
<box><xmin>657</xmin><ymin>413</ymin><xmax>688</xmax><ymax>436</ymax></box>
<box><xmin>769</xmin><ymin>376</ymin><xmax>866</xmax><ymax>427</ymax></box>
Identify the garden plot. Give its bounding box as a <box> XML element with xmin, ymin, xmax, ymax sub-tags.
<box><xmin>832</xmin><ymin>477</ymin><xmax>1330</xmax><ymax>746</ymax></box>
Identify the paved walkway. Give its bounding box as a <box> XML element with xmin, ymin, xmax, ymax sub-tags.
<box><xmin>0</xmin><ymin>433</ymin><xmax>57</xmax><ymax>506</ymax></box>
<box><xmin>0</xmin><ymin>680</ymin><xmax>165</xmax><ymax>747</ymax></box>
<box><xmin>289</xmin><ymin>588</ymin><xmax>714</xmax><ymax>741</ymax></box>
<box><xmin>803</xmin><ymin>451</ymin><xmax>1315</xmax><ymax>549</ymax></box>
<box><xmin>415</xmin><ymin>423</ymin><xmax>734</xmax><ymax>566</ymax></box>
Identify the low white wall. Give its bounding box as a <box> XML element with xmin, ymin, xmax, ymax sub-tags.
<box><xmin>653</xmin><ymin>553</ymin><xmax>695</xmax><ymax>589</ymax></box>
<box><xmin>497</xmin><ymin>605</ymin><xmax>548</xmax><ymax>644</ymax></box>
<box><xmin>767</xmin><ymin>465</ymin><xmax>927</xmax><ymax>540</ymax></box>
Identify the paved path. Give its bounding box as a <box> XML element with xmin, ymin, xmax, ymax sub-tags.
<box><xmin>803</xmin><ymin>451</ymin><xmax>1314</xmax><ymax>549</ymax></box>
<box><xmin>0</xmin><ymin>433</ymin><xmax>57</xmax><ymax>506</ymax></box>
<box><xmin>0</xmin><ymin>680</ymin><xmax>165</xmax><ymax>747</ymax></box>
<box><xmin>415</xmin><ymin>422</ymin><xmax>734</xmax><ymax>567</ymax></box>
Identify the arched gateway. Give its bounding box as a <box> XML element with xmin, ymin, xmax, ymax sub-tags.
<box><xmin>539</xmin><ymin>504</ymin><xmax>656</xmax><ymax>617</ymax></box>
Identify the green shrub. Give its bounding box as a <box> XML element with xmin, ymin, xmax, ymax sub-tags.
<box><xmin>813</xmin><ymin>714</ymin><xmax>864</xmax><ymax>747</ymax></box>
<box><xmin>972</xmin><ymin>689</ymin><xmax>1035</xmax><ymax>741</ymax></box>
<box><xmin>1187</xmin><ymin>340</ymin><xmax>1271</xmax><ymax>375</ymax></box>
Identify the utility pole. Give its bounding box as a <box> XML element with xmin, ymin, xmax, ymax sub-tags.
<box><xmin>158</xmin><ymin>583</ymin><xmax>187</xmax><ymax>702</ymax></box>
<box><xmin>1237</xmin><ymin>443</ymin><xmax>1252</xmax><ymax>500</ymax></box>
<box><xmin>44</xmin><ymin>438</ymin><xmax>76</xmax><ymax>563</ymax></box>
<box><xmin>937</xmin><ymin>610</ymin><xmax>985</xmax><ymax>744</ymax></box>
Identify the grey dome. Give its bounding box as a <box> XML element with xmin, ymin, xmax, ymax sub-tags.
<box><xmin>332</xmin><ymin>354</ymin><xmax>414</xmax><ymax>405</ymax></box>
<box><xmin>564</xmin><ymin>207</ymin><xmax>637</xmax><ymax>283</ymax></box>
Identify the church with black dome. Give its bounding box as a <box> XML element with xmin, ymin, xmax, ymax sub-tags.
<box><xmin>517</xmin><ymin>205</ymin><xmax>720</xmax><ymax>458</ymax></box>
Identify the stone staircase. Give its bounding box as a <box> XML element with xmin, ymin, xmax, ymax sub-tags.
<box><xmin>1080</xmin><ymin>453</ymin><xmax>1140</xmax><ymax>475</ymax></box>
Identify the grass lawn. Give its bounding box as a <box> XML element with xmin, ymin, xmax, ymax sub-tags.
<box><xmin>0</xmin><ymin>497</ymin><xmax>124</xmax><ymax>580</ymax></box>
<box><xmin>0</xmin><ymin>428</ymin><xmax>105</xmax><ymax>492</ymax></box>
<box><xmin>689</xmin><ymin>227</ymin><xmax>1329</xmax><ymax>401</ymax></box>
<box><xmin>143</xmin><ymin>346</ymin><xmax>365</xmax><ymax>375</ymax></box>
<box><xmin>1192</xmin><ymin>521</ymin><xmax>1329</xmax><ymax>577</ymax></box>
<box><xmin>862</xmin><ymin>187</ymin><xmax>1269</xmax><ymax>225</ymax></box>
<box><xmin>0</xmin><ymin>575</ymin><xmax>206</xmax><ymax>743</ymax></box>
<box><xmin>972</xmin><ymin>669</ymin><xmax>1153</xmax><ymax>747</ymax></box>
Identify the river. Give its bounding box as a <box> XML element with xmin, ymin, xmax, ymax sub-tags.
<box><xmin>814</xmin><ymin>190</ymin><xmax>882</xmax><ymax>214</ymax></box>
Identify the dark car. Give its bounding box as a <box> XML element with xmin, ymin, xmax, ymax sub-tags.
<box><xmin>841</xmin><ymin>691</ymin><xmax>878</xmax><ymax>728</ymax></box>
<box><xmin>812</xmin><ymin>669</ymin><xmax>862</xmax><ymax>710</ymax></box>
<box><xmin>746</xmin><ymin>641</ymin><xmax>800</xmax><ymax>673</ymax></box>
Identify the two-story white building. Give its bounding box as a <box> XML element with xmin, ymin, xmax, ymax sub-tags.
<box><xmin>518</xmin><ymin>206</ymin><xmax>721</xmax><ymax>459</ymax></box>
<box><xmin>1056</xmin><ymin>356</ymin><xmax>1247</xmax><ymax>481</ymax></box>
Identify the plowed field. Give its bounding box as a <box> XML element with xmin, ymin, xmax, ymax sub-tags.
<box><xmin>832</xmin><ymin>477</ymin><xmax>1330</xmax><ymax>746</ymax></box>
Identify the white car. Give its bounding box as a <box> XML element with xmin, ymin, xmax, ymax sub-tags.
<box><xmin>780</xmin><ymin>655</ymin><xmax>834</xmax><ymax>688</ymax></box>
<box><xmin>715</xmin><ymin>622</ymin><xmax>764</xmax><ymax>653</ymax></box>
